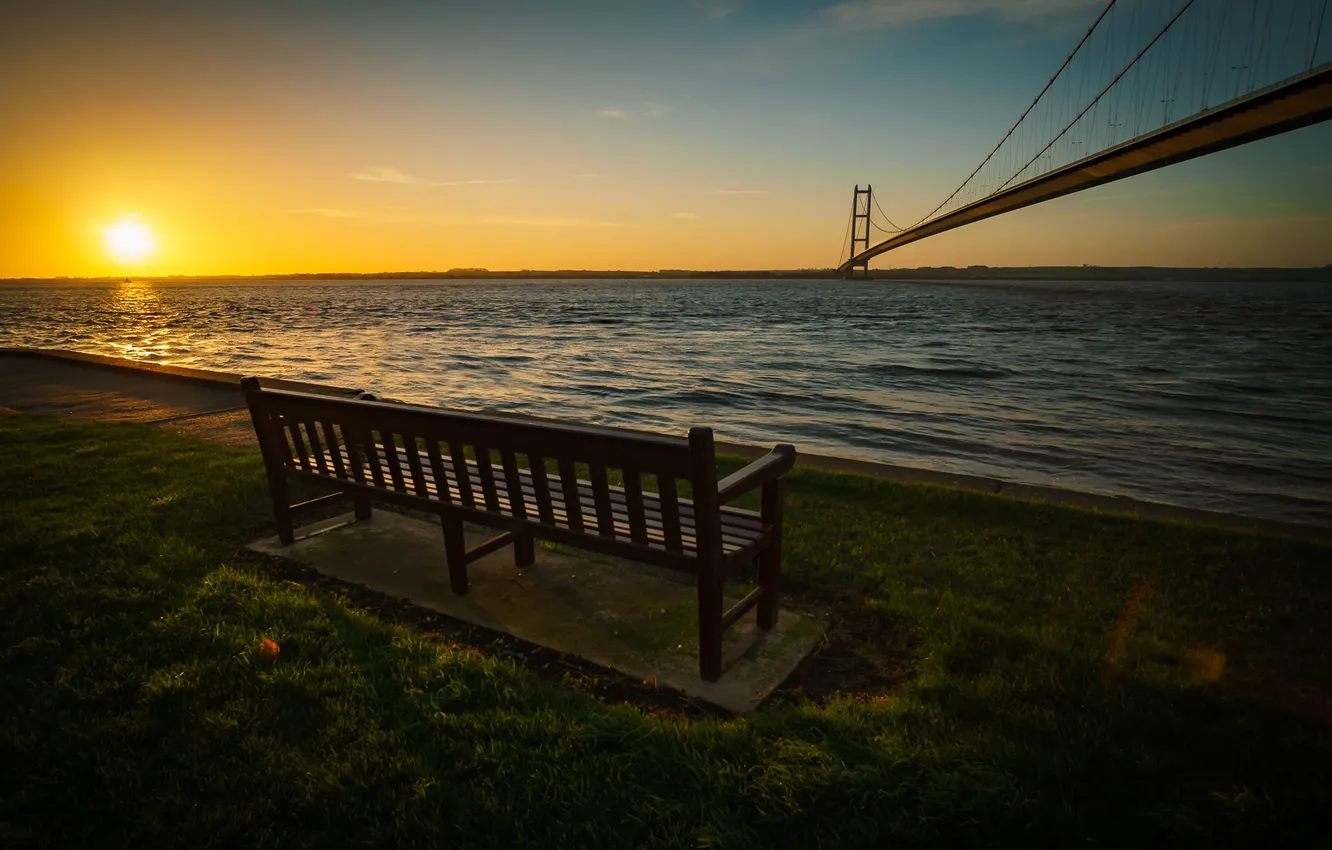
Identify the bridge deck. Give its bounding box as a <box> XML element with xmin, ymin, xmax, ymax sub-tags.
<box><xmin>840</xmin><ymin>64</ymin><xmax>1332</xmax><ymax>274</ymax></box>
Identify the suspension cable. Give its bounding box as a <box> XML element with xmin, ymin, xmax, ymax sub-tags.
<box><xmin>995</xmin><ymin>0</ymin><xmax>1198</xmax><ymax>196</ymax></box>
<box><xmin>912</xmin><ymin>0</ymin><xmax>1120</xmax><ymax>227</ymax></box>
<box><xmin>838</xmin><ymin>203</ymin><xmax>854</xmax><ymax>266</ymax></box>
<box><xmin>872</xmin><ymin>192</ymin><xmax>904</xmax><ymax>232</ymax></box>
<box><xmin>1313</xmin><ymin>0</ymin><xmax>1330</xmax><ymax>71</ymax></box>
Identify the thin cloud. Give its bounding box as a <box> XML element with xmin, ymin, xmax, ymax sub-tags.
<box><xmin>298</xmin><ymin>208</ymin><xmax>365</xmax><ymax>219</ymax></box>
<box><xmin>1077</xmin><ymin>185</ymin><xmax>1190</xmax><ymax>205</ymax></box>
<box><xmin>294</xmin><ymin>209</ymin><xmax>624</xmax><ymax>228</ymax></box>
<box><xmin>825</xmin><ymin>0</ymin><xmax>1100</xmax><ymax>28</ymax></box>
<box><xmin>478</xmin><ymin>216</ymin><xmax>625</xmax><ymax>228</ymax></box>
<box><xmin>705</xmin><ymin>189</ymin><xmax>769</xmax><ymax>195</ymax></box>
<box><xmin>348</xmin><ymin>166</ymin><xmax>419</xmax><ymax>184</ymax></box>
<box><xmin>291</xmin><ymin>208</ymin><xmax>441</xmax><ymax>225</ymax></box>
<box><xmin>671</xmin><ymin>212</ymin><xmax>701</xmax><ymax>220</ymax></box>
<box><xmin>435</xmin><ymin>177</ymin><xmax>524</xmax><ymax>186</ymax></box>
<box><xmin>693</xmin><ymin>1</ymin><xmax>737</xmax><ymax>20</ymax></box>
<box><xmin>348</xmin><ymin>165</ymin><xmax>523</xmax><ymax>187</ymax></box>
<box><xmin>597</xmin><ymin>103</ymin><xmax>668</xmax><ymax>120</ymax></box>
<box><xmin>1162</xmin><ymin>214</ymin><xmax>1332</xmax><ymax>232</ymax></box>
<box><xmin>728</xmin><ymin>0</ymin><xmax>1093</xmax><ymax>78</ymax></box>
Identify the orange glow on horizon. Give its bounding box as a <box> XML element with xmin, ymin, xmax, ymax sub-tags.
<box><xmin>1</xmin><ymin>1</ymin><xmax>1328</xmax><ymax>279</ymax></box>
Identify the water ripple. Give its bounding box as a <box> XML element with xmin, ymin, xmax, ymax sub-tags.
<box><xmin>2</xmin><ymin>277</ymin><xmax>1330</xmax><ymax>527</ymax></box>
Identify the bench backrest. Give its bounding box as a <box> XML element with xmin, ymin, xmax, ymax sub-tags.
<box><xmin>241</xmin><ymin>379</ymin><xmax>722</xmax><ymax>557</ymax></box>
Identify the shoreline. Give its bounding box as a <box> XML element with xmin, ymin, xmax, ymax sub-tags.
<box><xmin>2</xmin><ymin>347</ymin><xmax>1326</xmax><ymax>543</ymax></box>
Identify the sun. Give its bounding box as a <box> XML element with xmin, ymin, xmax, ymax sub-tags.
<box><xmin>105</xmin><ymin>217</ymin><xmax>156</xmax><ymax>264</ymax></box>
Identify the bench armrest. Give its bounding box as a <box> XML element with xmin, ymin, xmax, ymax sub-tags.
<box><xmin>716</xmin><ymin>444</ymin><xmax>796</xmax><ymax>505</ymax></box>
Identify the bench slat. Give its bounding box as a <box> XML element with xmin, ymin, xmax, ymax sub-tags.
<box><xmin>558</xmin><ymin>458</ymin><xmax>583</xmax><ymax>532</ymax></box>
<box><xmin>448</xmin><ymin>440</ymin><xmax>474</xmax><ymax>507</ymax></box>
<box><xmin>310</xmin><ymin>446</ymin><xmax>765</xmax><ymax>554</ymax></box>
<box><xmin>623</xmin><ymin>468</ymin><xmax>648</xmax><ymax>544</ymax></box>
<box><xmin>320</xmin><ymin>443</ymin><xmax>757</xmax><ymax>525</ymax></box>
<box><xmin>570</xmin><ymin>480</ymin><xmax>762</xmax><ymax>531</ymax></box>
<box><xmin>474</xmin><ymin>448</ymin><xmax>501</xmax><ymax>512</ymax></box>
<box><xmin>500</xmin><ymin>449</ymin><xmax>527</xmax><ymax>520</ymax></box>
<box><xmin>401</xmin><ymin>434</ymin><xmax>431</xmax><ymax>498</ymax></box>
<box><xmin>381</xmin><ymin>432</ymin><xmax>408</xmax><ymax>492</ymax></box>
<box><xmin>343</xmin><ymin>425</ymin><xmax>367</xmax><ymax>484</ymax></box>
<box><xmin>303</xmin><ymin>421</ymin><xmax>330</xmax><ymax>476</ymax></box>
<box><xmin>424</xmin><ymin>439</ymin><xmax>450</xmax><ymax>504</ymax></box>
<box><xmin>321</xmin><ymin>421</ymin><xmax>347</xmax><ymax>479</ymax></box>
<box><xmin>659</xmin><ymin>475</ymin><xmax>683</xmax><ymax>551</ymax></box>
<box><xmin>529</xmin><ymin>455</ymin><xmax>555</xmax><ymax>524</ymax></box>
<box><xmin>359</xmin><ymin>428</ymin><xmax>387</xmax><ymax>488</ymax></box>
<box><xmin>589</xmin><ymin>463</ymin><xmax>615</xmax><ymax>538</ymax></box>
<box><xmin>248</xmin><ymin>388</ymin><xmax>695</xmax><ymax>478</ymax></box>
<box><xmin>317</xmin><ymin>445</ymin><xmax>763</xmax><ymax>545</ymax></box>
<box><xmin>298</xmin><ymin>436</ymin><xmax>767</xmax><ymax>556</ymax></box>
<box><xmin>286</xmin><ymin>417</ymin><xmax>311</xmax><ymax>469</ymax></box>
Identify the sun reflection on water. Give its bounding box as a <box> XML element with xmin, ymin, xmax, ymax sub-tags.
<box><xmin>105</xmin><ymin>280</ymin><xmax>176</xmax><ymax>363</ymax></box>
<box><xmin>0</xmin><ymin>278</ymin><xmax>1328</xmax><ymax>527</ymax></box>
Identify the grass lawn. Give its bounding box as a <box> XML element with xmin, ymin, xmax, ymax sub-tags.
<box><xmin>1</xmin><ymin>413</ymin><xmax>1329</xmax><ymax>847</ymax></box>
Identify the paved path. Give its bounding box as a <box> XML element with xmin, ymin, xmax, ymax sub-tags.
<box><xmin>2</xmin><ymin>348</ymin><xmax>1326</xmax><ymax>542</ymax></box>
<box><xmin>0</xmin><ymin>349</ymin><xmax>357</xmax><ymax>446</ymax></box>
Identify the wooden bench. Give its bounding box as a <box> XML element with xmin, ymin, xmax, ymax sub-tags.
<box><xmin>241</xmin><ymin>378</ymin><xmax>795</xmax><ymax>681</ymax></box>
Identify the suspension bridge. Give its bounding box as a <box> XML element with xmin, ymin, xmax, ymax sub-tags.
<box><xmin>838</xmin><ymin>0</ymin><xmax>1332</xmax><ymax>276</ymax></box>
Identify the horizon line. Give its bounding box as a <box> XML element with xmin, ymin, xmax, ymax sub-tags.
<box><xmin>4</xmin><ymin>263</ymin><xmax>1332</xmax><ymax>284</ymax></box>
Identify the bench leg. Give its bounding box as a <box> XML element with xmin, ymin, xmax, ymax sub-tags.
<box><xmin>697</xmin><ymin>571</ymin><xmax>724</xmax><ymax>682</ymax></box>
<box><xmin>353</xmin><ymin>491</ymin><xmax>372</xmax><ymax>521</ymax></box>
<box><xmin>265</xmin><ymin>471</ymin><xmax>295</xmax><ymax>545</ymax></box>
<box><xmin>275</xmin><ymin>505</ymin><xmax>295</xmax><ymax>546</ymax></box>
<box><xmin>441</xmin><ymin>516</ymin><xmax>469</xmax><ymax>595</ymax></box>
<box><xmin>757</xmin><ymin>479</ymin><xmax>784</xmax><ymax>631</ymax></box>
<box><xmin>514</xmin><ymin>530</ymin><xmax>535</xmax><ymax>568</ymax></box>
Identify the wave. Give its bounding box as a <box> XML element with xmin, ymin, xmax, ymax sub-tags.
<box><xmin>4</xmin><ymin>277</ymin><xmax>1329</xmax><ymax>527</ymax></box>
<box><xmin>867</xmin><ymin>363</ymin><xmax>1010</xmax><ymax>380</ymax></box>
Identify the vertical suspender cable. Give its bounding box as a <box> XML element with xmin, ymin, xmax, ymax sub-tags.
<box><xmin>995</xmin><ymin>0</ymin><xmax>1199</xmax><ymax>196</ymax></box>
<box><xmin>911</xmin><ymin>0</ymin><xmax>1120</xmax><ymax>227</ymax></box>
<box><xmin>838</xmin><ymin>205</ymin><xmax>854</xmax><ymax>266</ymax></box>
<box><xmin>1312</xmin><ymin>0</ymin><xmax>1330</xmax><ymax>71</ymax></box>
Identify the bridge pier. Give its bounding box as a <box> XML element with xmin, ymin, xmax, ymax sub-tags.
<box><xmin>846</xmin><ymin>185</ymin><xmax>872</xmax><ymax>280</ymax></box>
<box><xmin>834</xmin><ymin>51</ymin><xmax>1332</xmax><ymax>276</ymax></box>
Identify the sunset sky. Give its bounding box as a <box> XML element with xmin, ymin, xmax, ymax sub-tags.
<box><xmin>2</xmin><ymin>0</ymin><xmax>1330</xmax><ymax>277</ymax></box>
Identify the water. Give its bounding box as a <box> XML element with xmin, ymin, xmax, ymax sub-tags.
<box><xmin>3</xmin><ymin>277</ymin><xmax>1330</xmax><ymax>527</ymax></box>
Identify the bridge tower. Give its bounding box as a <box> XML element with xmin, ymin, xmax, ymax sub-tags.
<box><xmin>847</xmin><ymin>185</ymin><xmax>872</xmax><ymax>279</ymax></box>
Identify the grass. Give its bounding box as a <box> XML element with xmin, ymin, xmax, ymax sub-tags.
<box><xmin>1</xmin><ymin>413</ymin><xmax>1329</xmax><ymax>847</ymax></box>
